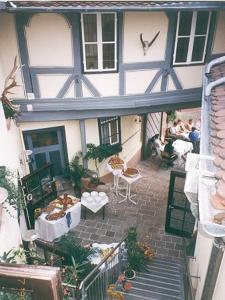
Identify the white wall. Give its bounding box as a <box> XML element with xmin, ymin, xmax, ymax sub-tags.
<box><xmin>125</xmin><ymin>69</ymin><xmax>161</xmax><ymax>94</ymax></box>
<box><xmin>189</xmin><ymin>226</ymin><xmax>214</xmax><ymax>300</ymax></box>
<box><xmin>85</xmin><ymin>116</ymin><xmax>142</xmax><ymax>176</ymax></box>
<box><xmin>212</xmin><ymin>11</ymin><xmax>225</xmax><ymax>55</ymax></box>
<box><xmin>212</xmin><ymin>252</ymin><xmax>225</xmax><ymax>300</ymax></box>
<box><xmin>37</xmin><ymin>74</ymin><xmax>71</xmax><ymax>98</ymax></box>
<box><xmin>0</xmin><ymin>13</ymin><xmax>25</xmax><ymax>98</ymax></box>
<box><xmin>19</xmin><ymin>120</ymin><xmax>81</xmax><ymax>163</ymax></box>
<box><xmin>123</xmin><ymin>12</ymin><xmax>168</xmax><ymax>63</ymax></box>
<box><xmin>26</xmin><ymin>13</ymin><xmax>73</xmax><ymax>67</ymax></box>
<box><xmin>174</xmin><ymin>66</ymin><xmax>204</xmax><ymax>89</ymax></box>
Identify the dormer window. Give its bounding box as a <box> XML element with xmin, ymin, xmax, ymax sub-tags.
<box><xmin>81</xmin><ymin>12</ymin><xmax>117</xmax><ymax>72</ymax></box>
<box><xmin>173</xmin><ymin>11</ymin><xmax>211</xmax><ymax>65</ymax></box>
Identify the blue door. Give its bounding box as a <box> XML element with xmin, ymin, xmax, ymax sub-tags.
<box><xmin>23</xmin><ymin>127</ymin><xmax>68</xmax><ymax>176</ymax></box>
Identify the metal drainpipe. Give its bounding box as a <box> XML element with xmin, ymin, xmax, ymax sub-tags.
<box><xmin>206</xmin><ymin>55</ymin><xmax>225</xmax><ymax>74</ymax></box>
<box><xmin>205</xmin><ymin>77</ymin><xmax>225</xmax><ymax>97</ymax></box>
<box><xmin>201</xmin><ymin>238</ymin><xmax>225</xmax><ymax>300</ymax></box>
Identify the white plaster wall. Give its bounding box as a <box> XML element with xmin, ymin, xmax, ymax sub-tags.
<box><xmin>85</xmin><ymin>74</ymin><xmax>119</xmax><ymax>96</ymax></box>
<box><xmin>0</xmin><ymin>13</ymin><xmax>25</xmax><ymax>98</ymax></box>
<box><xmin>123</xmin><ymin>12</ymin><xmax>168</xmax><ymax>63</ymax></box>
<box><xmin>19</xmin><ymin>120</ymin><xmax>81</xmax><ymax>163</ymax></box>
<box><xmin>37</xmin><ymin>74</ymin><xmax>70</xmax><ymax>98</ymax></box>
<box><xmin>26</xmin><ymin>13</ymin><xmax>73</xmax><ymax>67</ymax></box>
<box><xmin>212</xmin><ymin>252</ymin><xmax>225</xmax><ymax>300</ymax></box>
<box><xmin>167</xmin><ymin>75</ymin><xmax>176</xmax><ymax>91</ymax></box>
<box><xmin>189</xmin><ymin>226</ymin><xmax>213</xmax><ymax>300</ymax></box>
<box><xmin>120</xmin><ymin>115</ymin><xmax>142</xmax><ymax>163</ymax></box>
<box><xmin>212</xmin><ymin>11</ymin><xmax>225</xmax><ymax>54</ymax></box>
<box><xmin>64</xmin><ymin>82</ymin><xmax>75</xmax><ymax>98</ymax></box>
<box><xmin>174</xmin><ymin>66</ymin><xmax>204</xmax><ymax>89</ymax></box>
<box><xmin>125</xmin><ymin>69</ymin><xmax>160</xmax><ymax>94</ymax></box>
<box><xmin>85</xmin><ymin>116</ymin><xmax>142</xmax><ymax>176</ymax></box>
<box><xmin>82</xmin><ymin>83</ymin><xmax>94</xmax><ymax>98</ymax></box>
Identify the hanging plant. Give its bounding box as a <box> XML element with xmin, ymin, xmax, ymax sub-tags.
<box><xmin>0</xmin><ymin>166</ymin><xmax>24</xmax><ymax>211</ymax></box>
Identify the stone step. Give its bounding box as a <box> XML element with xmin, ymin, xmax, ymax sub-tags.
<box><xmin>148</xmin><ymin>259</ymin><xmax>183</xmax><ymax>271</ymax></box>
<box><xmin>123</xmin><ymin>257</ymin><xmax>185</xmax><ymax>300</ymax></box>
<box><xmin>145</xmin><ymin>264</ymin><xmax>182</xmax><ymax>275</ymax></box>
<box><xmin>133</xmin><ymin>274</ymin><xmax>181</xmax><ymax>290</ymax></box>
<box><xmin>122</xmin><ymin>286</ymin><xmax>183</xmax><ymax>300</ymax></box>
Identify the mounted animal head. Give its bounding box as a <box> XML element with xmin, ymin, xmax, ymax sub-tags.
<box><xmin>0</xmin><ymin>56</ymin><xmax>21</xmax><ymax>118</ymax></box>
<box><xmin>140</xmin><ymin>31</ymin><xmax>160</xmax><ymax>56</ymax></box>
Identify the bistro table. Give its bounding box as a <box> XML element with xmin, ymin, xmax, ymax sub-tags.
<box><xmin>119</xmin><ymin>172</ymin><xmax>142</xmax><ymax>205</ymax></box>
<box><xmin>81</xmin><ymin>192</ymin><xmax>109</xmax><ymax>219</ymax></box>
<box><xmin>172</xmin><ymin>139</ymin><xmax>193</xmax><ymax>159</ymax></box>
<box><xmin>35</xmin><ymin>196</ymin><xmax>81</xmax><ymax>242</ymax></box>
<box><xmin>107</xmin><ymin>162</ymin><xmax>126</xmax><ymax>196</ymax></box>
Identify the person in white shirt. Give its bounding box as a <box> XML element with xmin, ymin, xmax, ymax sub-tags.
<box><xmin>170</xmin><ymin>121</ymin><xmax>178</xmax><ymax>135</ymax></box>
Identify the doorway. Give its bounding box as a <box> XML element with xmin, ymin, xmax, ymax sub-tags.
<box><xmin>23</xmin><ymin>126</ymin><xmax>68</xmax><ymax>176</ymax></box>
<box><xmin>165</xmin><ymin>170</ymin><xmax>195</xmax><ymax>238</ymax></box>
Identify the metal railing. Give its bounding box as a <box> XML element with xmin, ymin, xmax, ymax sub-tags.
<box><xmin>78</xmin><ymin>238</ymin><xmax>126</xmax><ymax>300</ymax></box>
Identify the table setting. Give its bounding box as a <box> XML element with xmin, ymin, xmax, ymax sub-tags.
<box><xmin>81</xmin><ymin>191</ymin><xmax>109</xmax><ymax>219</ymax></box>
<box><xmin>35</xmin><ymin>193</ymin><xmax>81</xmax><ymax>242</ymax></box>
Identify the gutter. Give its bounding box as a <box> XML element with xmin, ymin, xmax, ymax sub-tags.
<box><xmin>5</xmin><ymin>2</ymin><xmax>225</xmax><ymax>13</ymax></box>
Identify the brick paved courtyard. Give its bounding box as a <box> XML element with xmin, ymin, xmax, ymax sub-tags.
<box><xmin>69</xmin><ymin>158</ymin><xmax>184</xmax><ymax>261</ymax></box>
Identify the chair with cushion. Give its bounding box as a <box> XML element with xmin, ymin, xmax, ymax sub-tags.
<box><xmin>160</xmin><ymin>151</ymin><xmax>178</xmax><ymax>168</ymax></box>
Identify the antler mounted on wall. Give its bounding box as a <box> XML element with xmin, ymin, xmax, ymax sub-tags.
<box><xmin>140</xmin><ymin>31</ymin><xmax>160</xmax><ymax>56</ymax></box>
<box><xmin>0</xmin><ymin>56</ymin><xmax>21</xmax><ymax>119</ymax></box>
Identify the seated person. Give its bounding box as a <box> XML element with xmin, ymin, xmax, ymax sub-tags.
<box><xmin>170</xmin><ymin>121</ymin><xmax>178</xmax><ymax>135</ymax></box>
<box><xmin>189</xmin><ymin>127</ymin><xmax>200</xmax><ymax>153</ymax></box>
<box><xmin>150</xmin><ymin>134</ymin><xmax>164</xmax><ymax>156</ymax></box>
<box><xmin>164</xmin><ymin>139</ymin><xmax>175</xmax><ymax>156</ymax></box>
<box><xmin>177</xmin><ymin>119</ymin><xmax>186</xmax><ymax>133</ymax></box>
<box><xmin>153</xmin><ymin>134</ymin><xmax>164</xmax><ymax>151</ymax></box>
<box><xmin>185</xmin><ymin>119</ymin><xmax>194</xmax><ymax>131</ymax></box>
<box><xmin>161</xmin><ymin>140</ymin><xmax>178</xmax><ymax>166</ymax></box>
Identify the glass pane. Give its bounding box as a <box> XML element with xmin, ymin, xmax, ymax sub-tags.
<box><xmin>178</xmin><ymin>12</ymin><xmax>192</xmax><ymax>36</ymax></box>
<box><xmin>102</xmin><ymin>13</ymin><xmax>115</xmax><ymax>42</ymax></box>
<box><xmin>174</xmin><ymin>176</ymin><xmax>185</xmax><ymax>192</ymax></box>
<box><xmin>175</xmin><ymin>37</ymin><xmax>189</xmax><ymax>63</ymax></box>
<box><xmin>31</xmin><ymin>131</ymin><xmax>58</xmax><ymax>148</ymax></box>
<box><xmin>195</xmin><ymin>12</ymin><xmax>209</xmax><ymax>35</ymax></box>
<box><xmin>35</xmin><ymin>153</ymin><xmax>47</xmax><ymax>169</ymax></box>
<box><xmin>101</xmin><ymin>123</ymin><xmax>110</xmax><ymax>144</ymax></box>
<box><xmin>192</xmin><ymin>36</ymin><xmax>206</xmax><ymax>61</ymax></box>
<box><xmin>103</xmin><ymin>44</ymin><xmax>115</xmax><ymax>69</ymax></box>
<box><xmin>49</xmin><ymin>151</ymin><xmax>62</xmax><ymax>175</ymax></box>
<box><xmin>110</xmin><ymin>119</ymin><xmax>118</xmax><ymax>144</ymax></box>
<box><xmin>83</xmin><ymin>14</ymin><xmax>97</xmax><ymax>42</ymax></box>
<box><xmin>85</xmin><ymin>44</ymin><xmax>98</xmax><ymax>70</ymax></box>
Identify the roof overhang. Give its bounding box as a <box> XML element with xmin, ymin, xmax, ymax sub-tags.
<box><xmin>5</xmin><ymin>1</ymin><xmax>225</xmax><ymax>13</ymax></box>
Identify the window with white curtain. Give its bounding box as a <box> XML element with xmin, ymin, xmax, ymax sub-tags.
<box><xmin>98</xmin><ymin>116</ymin><xmax>121</xmax><ymax>145</ymax></box>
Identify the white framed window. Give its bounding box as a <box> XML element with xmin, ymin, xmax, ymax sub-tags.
<box><xmin>173</xmin><ymin>11</ymin><xmax>211</xmax><ymax>65</ymax></box>
<box><xmin>81</xmin><ymin>12</ymin><xmax>117</xmax><ymax>72</ymax></box>
<box><xmin>98</xmin><ymin>116</ymin><xmax>121</xmax><ymax>145</ymax></box>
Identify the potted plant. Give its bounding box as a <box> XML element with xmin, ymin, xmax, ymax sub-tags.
<box><xmin>85</xmin><ymin>143</ymin><xmax>122</xmax><ymax>186</ymax></box>
<box><xmin>124</xmin><ymin>227</ymin><xmax>154</xmax><ymax>279</ymax></box>
<box><xmin>68</xmin><ymin>154</ymin><xmax>95</xmax><ymax>196</ymax></box>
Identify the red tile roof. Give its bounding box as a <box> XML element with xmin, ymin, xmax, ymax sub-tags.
<box><xmin>7</xmin><ymin>1</ymin><xmax>225</xmax><ymax>10</ymax></box>
<box><xmin>207</xmin><ymin>62</ymin><xmax>225</xmax><ymax>213</ymax></box>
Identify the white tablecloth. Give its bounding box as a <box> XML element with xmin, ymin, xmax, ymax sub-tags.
<box><xmin>81</xmin><ymin>196</ymin><xmax>108</xmax><ymax>213</ymax></box>
<box><xmin>35</xmin><ymin>202</ymin><xmax>81</xmax><ymax>242</ymax></box>
<box><xmin>172</xmin><ymin>140</ymin><xmax>193</xmax><ymax>159</ymax></box>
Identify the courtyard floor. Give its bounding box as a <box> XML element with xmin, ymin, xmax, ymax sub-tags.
<box><xmin>66</xmin><ymin>157</ymin><xmax>184</xmax><ymax>262</ymax></box>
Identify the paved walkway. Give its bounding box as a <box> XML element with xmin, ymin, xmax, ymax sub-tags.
<box><xmin>68</xmin><ymin>158</ymin><xmax>184</xmax><ymax>262</ymax></box>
